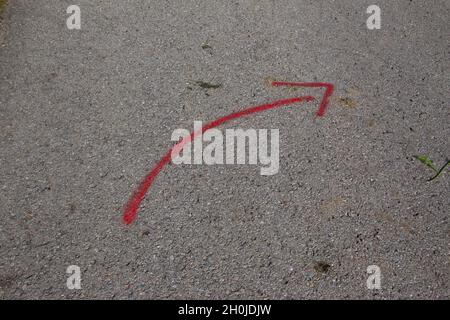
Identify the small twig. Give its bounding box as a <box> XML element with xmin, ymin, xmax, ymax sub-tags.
<box><xmin>429</xmin><ymin>160</ymin><xmax>450</xmax><ymax>181</ymax></box>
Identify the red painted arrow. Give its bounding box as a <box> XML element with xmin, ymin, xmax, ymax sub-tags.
<box><xmin>122</xmin><ymin>81</ymin><xmax>334</xmax><ymax>225</ymax></box>
<box><xmin>271</xmin><ymin>81</ymin><xmax>334</xmax><ymax>117</ymax></box>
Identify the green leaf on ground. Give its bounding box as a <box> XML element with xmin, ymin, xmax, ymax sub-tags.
<box><xmin>415</xmin><ymin>155</ymin><xmax>438</xmax><ymax>172</ymax></box>
<box><xmin>194</xmin><ymin>81</ymin><xmax>222</xmax><ymax>89</ymax></box>
<box><xmin>0</xmin><ymin>0</ymin><xmax>7</xmax><ymax>15</ymax></box>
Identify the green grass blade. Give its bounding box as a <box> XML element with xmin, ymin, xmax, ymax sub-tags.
<box><xmin>415</xmin><ymin>155</ymin><xmax>438</xmax><ymax>172</ymax></box>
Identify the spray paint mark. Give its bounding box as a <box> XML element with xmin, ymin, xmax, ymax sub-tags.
<box><xmin>271</xmin><ymin>81</ymin><xmax>334</xmax><ymax>117</ymax></box>
<box><xmin>122</xmin><ymin>81</ymin><xmax>334</xmax><ymax>225</ymax></box>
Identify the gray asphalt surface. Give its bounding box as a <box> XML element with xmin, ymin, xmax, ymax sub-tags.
<box><xmin>0</xmin><ymin>0</ymin><xmax>449</xmax><ymax>299</ymax></box>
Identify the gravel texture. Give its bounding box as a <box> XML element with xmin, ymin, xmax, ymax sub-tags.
<box><xmin>0</xmin><ymin>0</ymin><xmax>449</xmax><ymax>299</ymax></box>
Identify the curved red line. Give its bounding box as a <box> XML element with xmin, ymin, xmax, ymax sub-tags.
<box><xmin>271</xmin><ymin>81</ymin><xmax>334</xmax><ymax>117</ymax></box>
<box><xmin>122</xmin><ymin>81</ymin><xmax>334</xmax><ymax>225</ymax></box>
